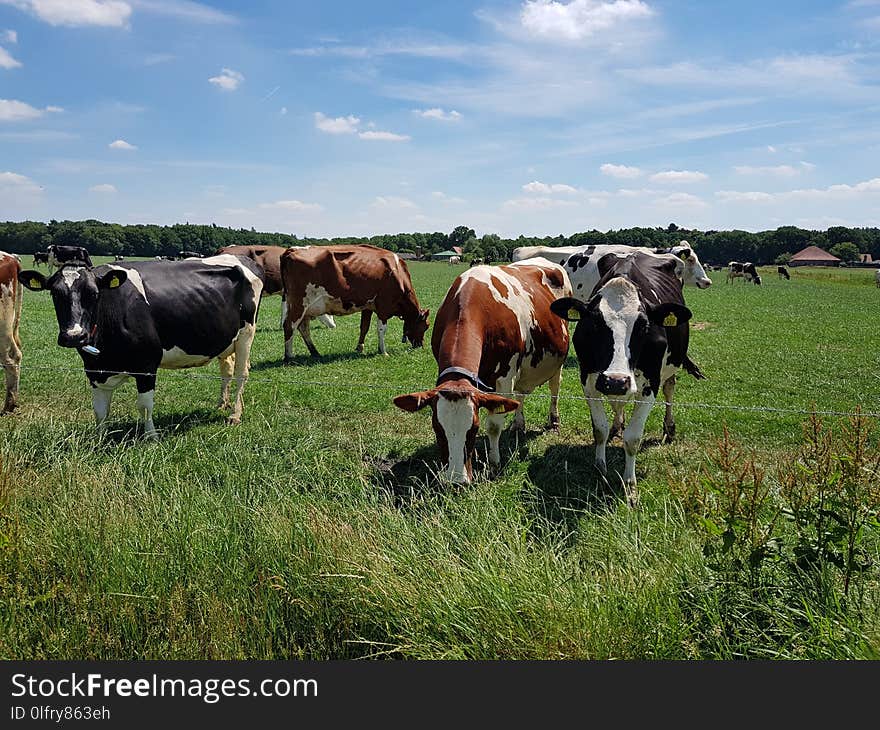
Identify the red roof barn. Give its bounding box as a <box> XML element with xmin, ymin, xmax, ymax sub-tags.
<box><xmin>788</xmin><ymin>245</ymin><xmax>841</xmax><ymax>267</ymax></box>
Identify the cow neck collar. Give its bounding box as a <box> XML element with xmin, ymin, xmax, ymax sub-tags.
<box><xmin>436</xmin><ymin>366</ymin><xmax>495</xmax><ymax>393</ymax></box>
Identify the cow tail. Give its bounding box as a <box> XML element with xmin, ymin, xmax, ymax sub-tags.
<box><xmin>13</xmin><ymin>270</ymin><xmax>23</xmax><ymax>336</ymax></box>
<box><xmin>683</xmin><ymin>355</ymin><xmax>707</xmax><ymax>380</ymax></box>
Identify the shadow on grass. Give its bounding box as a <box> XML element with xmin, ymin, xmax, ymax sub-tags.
<box><xmin>96</xmin><ymin>407</ymin><xmax>226</xmax><ymax>446</ymax></box>
<box><xmin>250</xmin><ymin>350</ymin><xmax>391</xmax><ymax>372</ymax></box>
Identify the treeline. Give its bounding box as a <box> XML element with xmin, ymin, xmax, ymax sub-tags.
<box><xmin>2</xmin><ymin>219</ymin><xmax>880</xmax><ymax>265</ymax></box>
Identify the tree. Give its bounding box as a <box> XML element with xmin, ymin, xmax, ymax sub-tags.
<box><xmin>449</xmin><ymin>225</ymin><xmax>476</xmax><ymax>247</ymax></box>
<box><xmin>829</xmin><ymin>242</ymin><xmax>860</xmax><ymax>263</ymax></box>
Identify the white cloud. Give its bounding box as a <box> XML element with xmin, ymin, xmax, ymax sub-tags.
<box><xmin>108</xmin><ymin>139</ymin><xmax>137</xmax><ymax>150</ymax></box>
<box><xmin>519</xmin><ymin>0</ymin><xmax>655</xmax><ymax>41</ymax></box>
<box><xmin>0</xmin><ymin>99</ymin><xmax>51</xmax><ymax>121</ymax></box>
<box><xmin>502</xmin><ymin>196</ymin><xmax>578</xmax><ymax>210</ymax></box>
<box><xmin>733</xmin><ymin>162</ymin><xmax>815</xmax><ymax>177</ymax></box>
<box><xmin>767</xmin><ymin>145</ymin><xmax>777</xmax><ymax>153</ymax></box>
<box><xmin>414</xmin><ymin>107</ymin><xmax>462</xmax><ymax>121</ymax></box>
<box><xmin>358</xmin><ymin>130</ymin><xmax>411</xmax><ymax>141</ymax></box>
<box><xmin>208</xmin><ymin>67</ymin><xmax>244</xmax><ymax>91</ymax></box>
<box><xmin>143</xmin><ymin>52</ymin><xmax>175</xmax><ymax>65</ymax></box>
<box><xmin>45</xmin><ymin>105</ymin><xmax>63</xmax><ymax>113</ymax></box>
<box><xmin>280</xmin><ymin>106</ymin><xmax>287</xmax><ymax>115</ymax></box>
<box><xmin>432</xmin><ymin>191</ymin><xmax>466</xmax><ymax>204</ymax></box>
<box><xmin>314</xmin><ymin>111</ymin><xmax>360</xmax><ymax>134</ymax></box>
<box><xmin>0</xmin><ymin>0</ymin><xmax>133</xmax><ymax>27</ymax></box>
<box><xmin>89</xmin><ymin>183</ymin><xmax>117</xmax><ymax>193</ymax></box>
<box><xmin>649</xmin><ymin>170</ymin><xmax>709</xmax><ymax>184</ymax></box>
<box><xmin>522</xmin><ymin>180</ymin><xmax>578</xmax><ymax>194</ymax></box>
<box><xmin>0</xmin><ymin>46</ymin><xmax>21</xmax><ymax>69</ymax></box>
<box><xmin>259</xmin><ymin>199</ymin><xmax>323</xmax><ymax>213</ymax></box>
<box><xmin>653</xmin><ymin>192</ymin><xmax>706</xmax><ymax>207</ymax></box>
<box><xmin>715</xmin><ymin>190</ymin><xmax>775</xmax><ymax>203</ymax></box>
<box><xmin>2</xmin><ymin>29</ymin><xmax>17</xmax><ymax>43</ymax></box>
<box><xmin>372</xmin><ymin>196</ymin><xmax>417</xmax><ymax>209</ymax></box>
<box><xmin>0</xmin><ymin>170</ymin><xmax>41</xmax><ymax>193</ymax></box>
<box><xmin>716</xmin><ymin>177</ymin><xmax>880</xmax><ymax>204</ymax></box>
<box><xmin>129</xmin><ymin>0</ymin><xmax>236</xmax><ymax>25</ymax></box>
<box><xmin>600</xmin><ymin>163</ymin><xmax>642</xmax><ymax>179</ymax></box>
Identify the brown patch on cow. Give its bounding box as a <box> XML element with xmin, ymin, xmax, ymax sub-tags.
<box><xmin>489</xmin><ymin>274</ymin><xmax>508</xmax><ymax>299</ymax></box>
<box><xmin>218</xmin><ymin>245</ymin><xmax>286</xmax><ymax>296</ymax></box>
<box><xmin>0</xmin><ymin>253</ymin><xmax>23</xmax><ymax>413</ymax></box>
<box><xmin>690</xmin><ymin>321</ymin><xmax>712</xmax><ymax>330</ymax></box>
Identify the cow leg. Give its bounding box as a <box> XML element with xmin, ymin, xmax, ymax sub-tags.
<box><xmin>546</xmin><ymin>369</ymin><xmax>562</xmax><ymax>430</ymax></box>
<box><xmin>662</xmin><ymin>375</ymin><xmax>676</xmax><ymax>443</ymax></box>
<box><xmin>279</xmin><ymin>296</ymin><xmax>287</xmax><ymax>330</ymax></box>
<box><xmin>609</xmin><ymin>409</ymin><xmax>625</xmax><ymax>440</ymax></box>
<box><xmin>91</xmin><ymin>386</ymin><xmax>115</xmax><ymax>437</ymax></box>
<box><xmin>298</xmin><ymin>318</ymin><xmax>320</xmax><ymax>357</ymax></box>
<box><xmin>228</xmin><ymin>323</ymin><xmax>256</xmax><ymax>425</ymax></box>
<box><xmin>134</xmin><ymin>375</ymin><xmax>158</xmax><ymax>440</ymax></box>
<box><xmin>484</xmin><ymin>412</ymin><xmax>506</xmax><ymax>467</ymax></box>
<box><xmin>377</xmin><ymin>319</ymin><xmax>389</xmax><ymax>355</ymax></box>
<box><xmin>2</xmin><ymin>340</ymin><xmax>21</xmax><ymax>414</ymax></box>
<box><xmin>217</xmin><ymin>351</ymin><xmax>234</xmax><ymax>410</ymax></box>
<box><xmin>585</xmin><ymin>380</ymin><xmax>609</xmax><ymax>475</ymax></box>
<box><xmin>621</xmin><ymin>394</ymin><xmax>655</xmax><ymax>508</ymax></box>
<box><xmin>356</xmin><ymin>311</ymin><xmax>371</xmax><ymax>353</ymax></box>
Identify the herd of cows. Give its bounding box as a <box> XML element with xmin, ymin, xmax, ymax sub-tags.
<box><xmin>0</xmin><ymin>240</ymin><xmax>806</xmax><ymax>506</ymax></box>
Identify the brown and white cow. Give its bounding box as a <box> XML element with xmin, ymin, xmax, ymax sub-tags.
<box><xmin>217</xmin><ymin>244</ymin><xmax>335</xmax><ymax>329</ymax></box>
<box><xmin>393</xmin><ymin>258</ymin><xmax>572</xmax><ymax>483</ymax></box>
<box><xmin>280</xmin><ymin>244</ymin><xmax>430</xmax><ymax>361</ymax></box>
<box><xmin>0</xmin><ymin>252</ymin><xmax>23</xmax><ymax>413</ymax></box>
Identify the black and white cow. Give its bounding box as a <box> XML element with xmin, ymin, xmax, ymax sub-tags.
<box><xmin>777</xmin><ymin>265</ymin><xmax>790</xmax><ymax>280</ymax></box>
<box><xmin>727</xmin><ymin>261</ymin><xmax>761</xmax><ymax>285</ymax></box>
<box><xmin>47</xmin><ymin>244</ymin><xmax>93</xmax><ymax>269</ymax></box>
<box><xmin>17</xmin><ymin>254</ymin><xmax>264</xmax><ymax>437</ymax></box>
<box><xmin>32</xmin><ymin>251</ymin><xmax>50</xmax><ymax>267</ymax></box>
<box><xmin>550</xmin><ymin>252</ymin><xmax>698</xmax><ymax>507</ymax></box>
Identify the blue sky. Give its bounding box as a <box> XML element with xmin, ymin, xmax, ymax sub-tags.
<box><xmin>2</xmin><ymin>0</ymin><xmax>880</xmax><ymax>237</ymax></box>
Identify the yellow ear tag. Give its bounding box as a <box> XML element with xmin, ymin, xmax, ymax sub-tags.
<box><xmin>108</xmin><ymin>276</ymin><xmax>121</xmax><ymax>289</ymax></box>
<box><xmin>568</xmin><ymin>308</ymin><xmax>581</xmax><ymax>320</ymax></box>
<box><xmin>29</xmin><ymin>278</ymin><xmax>42</xmax><ymax>289</ymax></box>
<box><xmin>663</xmin><ymin>313</ymin><xmax>677</xmax><ymax>326</ymax></box>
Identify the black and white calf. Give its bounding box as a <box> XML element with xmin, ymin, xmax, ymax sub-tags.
<box><xmin>777</xmin><ymin>266</ymin><xmax>790</xmax><ymax>280</ymax></box>
<box><xmin>727</xmin><ymin>261</ymin><xmax>761</xmax><ymax>284</ymax></box>
<box><xmin>551</xmin><ymin>252</ymin><xmax>697</xmax><ymax>507</ymax></box>
<box><xmin>18</xmin><ymin>254</ymin><xmax>263</xmax><ymax>437</ymax></box>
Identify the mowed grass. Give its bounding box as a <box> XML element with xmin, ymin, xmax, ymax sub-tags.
<box><xmin>1</xmin><ymin>258</ymin><xmax>879</xmax><ymax>659</ymax></box>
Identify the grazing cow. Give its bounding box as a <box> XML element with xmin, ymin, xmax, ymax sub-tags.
<box><xmin>280</xmin><ymin>244</ymin><xmax>429</xmax><ymax>361</ymax></box>
<box><xmin>18</xmin><ymin>254</ymin><xmax>264</xmax><ymax>437</ymax></box>
<box><xmin>469</xmin><ymin>258</ymin><xmax>483</xmax><ymax>267</ymax></box>
<box><xmin>777</xmin><ymin>265</ymin><xmax>791</xmax><ymax>280</ymax></box>
<box><xmin>114</xmin><ymin>255</ymin><xmax>125</xmax><ymax>262</ymax></box>
<box><xmin>32</xmin><ymin>251</ymin><xmax>50</xmax><ymax>267</ymax></box>
<box><xmin>875</xmin><ymin>269</ymin><xmax>880</xmax><ymax>288</ymax></box>
<box><xmin>550</xmin><ymin>252</ymin><xmax>697</xmax><ymax>507</ymax></box>
<box><xmin>448</xmin><ymin>256</ymin><xmax>461</xmax><ymax>266</ymax></box>
<box><xmin>179</xmin><ymin>250</ymin><xmax>203</xmax><ymax>259</ymax></box>
<box><xmin>48</xmin><ymin>244</ymin><xmax>93</xmax><ymax>269</ymax></box>
<box><xmin>217</xmin><ymin>244</ymin><xmax>335</xmax><ymax>330</ymax></box>
<box><xmin>512</xmin><ymin>240</ymin><xmax>713</xmax><ymax>292</ymax></box>
<box><xmin>0</xmin><ymin>252</ymin><xmax>22</xmax><ymax>413</ymax></box>
<box><xmin>727</xmin><ymin>261</ymin><xmax>761</xmax><ymax>285</ymax></box>
<box><xmin>394</xmin><ymin>258</ymin><xmax>572</xmax><ymax>483</ymax></box>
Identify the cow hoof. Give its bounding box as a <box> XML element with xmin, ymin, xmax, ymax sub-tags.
<box><xmin>663</xmin><ymin>425</ymin><xmax>676</xmax><ymax>443</ymax></box>
<box><xmin>283</xmin><ymin>356</ymin><xmax>296</xmax><ymax>365</ymax></box>
<box><xmin>625</xmin><ymin>486</ymin><xmax>641</xmax><ymax>509</ymax></box>
<box><xmin>355</xmin><ymin>345</ymin><xmax>364</xmax><ymax>354</ymax></box>
<box><xmin>546</xmin><ymin>417</ymin><xmax>560</xmax><ymax>432</ymax></box>
<box><xmin>216</xmin><ymin>400</ymin><xmax>230</xmax><ymax>410</ymax></box>
<box><xmin>595</xmin><ymin>460</ymin><xmax>607</xmax><ymax>476</ymax></box>
<box><xmin>226</xmin><ymin>416</ymin><xmax>241</xmax><ymax>426</ymax></box>
<box><xmin>144</xmin><ymin>432</ymin><xmax>159</xmax><ymax>442</ymax></box>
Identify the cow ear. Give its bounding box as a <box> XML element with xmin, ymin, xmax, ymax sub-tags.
<box><xmin>475</xmin><ymin>392</ymin><xmax>520</xmax><ymax>415</ymax></box>
<box><xmin>393</xmin><ymin>390</ymin><xmax>438</xmax><ymax>412</ymax></box>
<box><xmin>18</xmin><ymin>270</ymin><xmax>47</xmax><ymax>291</ymax></box>
<box><xmin>550</xmin><ymin>297</ymin><xmax>587</xmax><ymax>321</ymax></box>
<box><xmin>648</xmin><ymin>302</ymin><xmax>692</xmax><ymax>328</ymax></box>
<box><xmin>677</xmin><ymin>248</ymin><xmax>692</xmax><ymax>260</ymax></box>
<box><xmin>420</xmin><ymin>308</ymin><xmax>430</xmax><ymax>322</ymax></box>
<box><xmin>97</xmin><ymin>269</ymin><xmax>128</xmax><ymax>290</ymax></box>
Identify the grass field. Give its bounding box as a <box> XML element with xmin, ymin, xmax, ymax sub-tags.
<box><xmin>1</xmin><ymin>258</ymin><xmax>879</xmax><ymax>659</ymax></box>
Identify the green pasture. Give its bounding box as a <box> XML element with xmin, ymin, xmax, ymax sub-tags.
<box><xmin>1</xmin><ymin>258</ymin><xmax>878</xmax><ymax>659</ymax></box>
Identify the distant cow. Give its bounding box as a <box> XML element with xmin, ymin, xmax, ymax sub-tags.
<box><xmin>179</xmin><ymin>251</ymin><xmax>203</xmax><ymax>259</ymax></box>
<box><xmin>551</xmin><ymin>252</ymin><xmax>700</xmax><ymax>507</ymax></box>
<box><xmin>512</xmin><ymin>240</ymin><xmax>713</xmax><ymax>291</ymax></box>
<box><xmin>280</xmin><ymin>245</ymin><xmax>429</xmax><ymax>361</ymax></box>
<box><xmin>48</xmin><ymin>244</ymin><xmax>93</xmax><ymax>269</ymax></box>
<box><xmin>394</xmin><ymin>258</ymin><xmax>572</xmax><ymax>483</ymax></box>
<box><xmin>0</xmin><ymin>252</ymin><xmax>23</xmax><ymax>413</ymax></box>
<box><xmin>876</xmin><ymin>269</ymin><xmax>880</xmax><ymax>288</ymax></box>
<box><xmin>32</xmin><ymin>251</ymin><xmax>50</xmax><ymax>267</ymax></box>
<box><xmin>469</xmin><ymin>258</ymin><xmax>483</xmax><ymax>267</ymax></box>
<box><xmin>727</xmin><ymin>261</ymin><xmax>761</xmax><ymax>285</ymax></box>
<box><xmin>114</xmin><ymin>255</ymin><xmax>125</xmax><ymax>262</ymax></box>
<box><xmin>448</xmin><ymin>256</ymin><xmax>461</xmax><ymax>266</ymax></box>
<box><xmin>218</xmin><ymin>245</ymin><xmax>335</xmax><ymax>330</ymax></box>
<box><xmin>777</xmin><ymin>265</ymin><xmax>791</xmax><ymax>280</ymax></box>
<box><xmin>18</xmin><ymin>254</ymin><xmax>264</xmax><ymax>437</ymax></box>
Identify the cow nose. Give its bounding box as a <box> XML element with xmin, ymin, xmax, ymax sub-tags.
<box><xmin>58</xmin><ymin>332</ymin><xmax>87</xmax><ymax>348</ymax></box>
<box><xmin>698</xmin><ymin>278</ymin><xmax>712</xmax><ymax>288</ymax></box>
<box><xmin>596</xmin><ymin>373</ymin><xmax>631</xmax><ymax>395</ymax></box>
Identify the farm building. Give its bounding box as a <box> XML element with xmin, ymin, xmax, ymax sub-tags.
<box><xmin>431</xmin><ymin>249</ymin><xmax>461</xmax><ymax>261</ymax></box>
<box><xmin>788</xmin><ymin>245</ymin><xmax>841</xmax><ymax>267</ymax></box>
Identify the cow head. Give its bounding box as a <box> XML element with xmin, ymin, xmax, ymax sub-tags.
<box><xmin>403</xmin><ymin>308</ymin><xmax>431</xmax><ymax>348</ymax></box>
<box><xmin>18</xmin><ymin>266</ymin><xmax>128</xmax><ymax>349</ymax></box>
<box><xmin>393</xmin><ymin>384</ymin><xmax>519</xmax><ymax>482</ymax></box>
<box><xmin>551</xmin><ymin>283</ymin><xmax>692</xmax><ymax>396</ymax></box>
<box><xmin>668</xmin><ymin>241</ymin><xmax>712</xmax><ymax>289</ymax></box>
